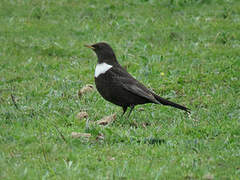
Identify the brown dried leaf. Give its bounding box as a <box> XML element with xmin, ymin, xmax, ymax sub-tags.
<box><xmin>76</xmin><ymin>111</ymin><xmax>88</xmax><ymax>120</ymax></box>
<box><xmin>96</xmin><ymin>113</ymin><xmax>117</xmax><ymax>126</ymax></box>
<box><xmin>78</xmin><ymin>84</ymin><xmax>94</xmax><ymax>97</ymax></box>
<box><xmin>71</xmin><ymin>132</ymin><xmax>91</xmax><ymax>138</ymax></box>
<box><xmin>138</xmin><ymin>107</ymin><xmax>144</xmax><ymax>111</ymax></box>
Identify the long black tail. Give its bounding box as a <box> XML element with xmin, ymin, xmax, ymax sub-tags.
<box><xmin>153</xmin><ymin>94</ymin><xmax>191</xmax><ymax>113</ymax></box>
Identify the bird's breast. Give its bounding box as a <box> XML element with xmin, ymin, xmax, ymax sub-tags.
<box><xmin>94</xmin><ymin>72</ymin><xmax>116</xmax><ymax>103</ymax></box>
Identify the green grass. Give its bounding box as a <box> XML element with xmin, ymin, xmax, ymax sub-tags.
<box><xmin>0</xmin><ymin>0</ymin><xmax>240</xmax><ymax>179</ymax></box>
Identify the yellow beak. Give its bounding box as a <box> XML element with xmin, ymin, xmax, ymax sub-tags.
<box><xmin>84</xmin><ymin>44</ymin><xmax>95</xmax><ymax>50</ymax></box>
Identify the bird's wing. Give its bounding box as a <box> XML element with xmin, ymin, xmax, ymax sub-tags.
<box><xmin>111</xmin><ymin>66</ymin><xmax>159</xmax><ymax>104</ymax></box>
<box><xmin>121</xmin><ymin>80</ymin><xmax>159</xmax><ymax>104</ymax></box>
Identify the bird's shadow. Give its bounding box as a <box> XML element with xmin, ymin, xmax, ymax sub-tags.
<box><xmin>114</xmin><ymin>137</ymin><xmax>166</xmax><ymax>145</ymax></box>
<box><xmin>113</xmin><ymin>112</ymin><xmax>154</xmax><ymax>128</ymax></box>
<box><xmin>113</xmin><ymin>117</ymin><xmax>166</xmax><ymax>145</ymax></box>
<box><xmin>136</xmin><ymin>138</ymin><xmax>166</xmax><ymax>145</ymax></box>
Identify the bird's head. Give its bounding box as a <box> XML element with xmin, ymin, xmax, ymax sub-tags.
<box><xmin>85</xmin><ymin>42</ymin><xmax>118</xmax><ymax>65</ymax></box>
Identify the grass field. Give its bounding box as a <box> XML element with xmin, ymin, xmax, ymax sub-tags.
<box><xmin>0</xmin><ymin>0</ymin><xmax>240</xmax><ymax>179</ymax></box>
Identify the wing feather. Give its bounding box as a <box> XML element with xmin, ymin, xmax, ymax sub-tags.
<box><xmin>110</xmin><ymin>66</ymin><xmax>159</xmax><ymax>104</ymax></box>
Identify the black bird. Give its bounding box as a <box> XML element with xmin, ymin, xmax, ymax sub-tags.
<box><xmin>85</xmin><ymin>42</ymin><xmax>190</xmax><ymax>117</ymax></box>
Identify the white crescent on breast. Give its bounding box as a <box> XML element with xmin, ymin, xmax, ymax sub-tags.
<box><xmin>95</xmin><ymin>63</ymin><xmax>113</xmax><ymax>78</ymax></box>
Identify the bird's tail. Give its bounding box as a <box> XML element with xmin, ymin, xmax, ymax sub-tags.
<box><xmin>153</xmin><ymin>94</ymin><xmax>191</xmax><ymax>113</ymax></box>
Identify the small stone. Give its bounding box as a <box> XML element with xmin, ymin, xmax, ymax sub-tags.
<box><xmin>138</xmin><ymin>107</ymin><xmax>144</xmax><ymax>111</ymax></box>
<box><xmin>78</xmin><ymin>84</ymin><xmax>94</xmax><ymax>97</ymax></box>
<box><xmin>76</xmin><ymin>111</ymin><xmax>88</xmax><ymax>120</ymax></box>
<box><xmin>96</xmin><ymin>113</ymin><xmax>117</xmax><ymax>126</ymax></box>
<box><xmin>71</xmin><ymin>132</ymin><xmax>91</xmax><ymax>138</ymax></box>
<box><xmin>109</xmin><ymin>157</ymin><xmax>115</xmax><ymax>161</ymax></box>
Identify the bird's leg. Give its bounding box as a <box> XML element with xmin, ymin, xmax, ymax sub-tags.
<box><xmin>127</xmin><ymin>105</ymin><xmax>135</xmax><ymax>117</ymax></box>
<box><xmin>121</xmin><ymin>106</ymin><xmax>128</xmax><ymax>117</ymax></box>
